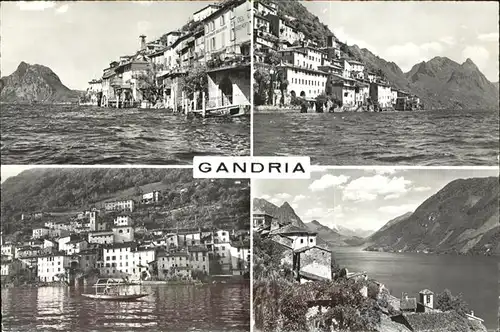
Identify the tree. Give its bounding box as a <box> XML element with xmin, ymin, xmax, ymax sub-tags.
<box><xmin>254</xmin><ymin>66</ymin><xmax>270</xmax><ymax>106</ymax></box>
<box><xmin>179</xmin><ymin>64</ymin><xmax>208</xmax><ymax>107</ymax></box>
<box><xmin>135</xmin><ymin>64</ymin><xmax>164</xmax><ymax>105</ymax></box>
<box><xmin>436</xmin><ymin>289</ymin><xmax>470</xmax><ymax>317</ymax></box>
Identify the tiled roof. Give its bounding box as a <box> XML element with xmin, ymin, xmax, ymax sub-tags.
<box><xmin>271</xmin><ymin>224</ymin><xmax>316</xmax><ymax>236</ymax></box>
<box><xmin>402</xmin><ymin>311</ymin><xmax>468</xmax><ymax>332</ymax></box>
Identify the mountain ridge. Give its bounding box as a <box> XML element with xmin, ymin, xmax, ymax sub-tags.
<box><xmin>0</xmin><ymin>61</ymin><xmax>81</xmax><ymax>103</ymax></box>
<box><xmin>364</xmin><ymin>177</ymin><xmax>499</xmax><ymax>255</ymax></box>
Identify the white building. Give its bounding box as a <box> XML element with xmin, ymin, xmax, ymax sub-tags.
<box><xmin>101</xmin><ymin>244</ymin><xmax>154</xmax><ymax>280</ymax></box>
<box><xmin>104</xmin><ymin>199</ymin><xmax>134</xmax><ymax>212</ymax></box>
<box><xmin>32</xmin><ymin>227</ymin><xmax>49</xmax><ymax>239</ymax></box>
<box><xmin>230</xmin><ymin>241</ymin><xmax>250</xmax><ymax>276</ymax></box>
<box><xmin>112</xmin><ymin>226</ymin><xmax>135</xmax><ymax>243</ymax></box>
<box><xmin>37</xmin><ymin>254</ymin><xmax>70</xmax><ymax>282</ymax></box>
<box><xmin>142</xmin><ymin>191</ymin><xmax>161</xmax><ymax>204</ymax></box>
<box><xmin>1</xmin><ymin>244</ymin><xmax>15</xmax><ymax>259</ymax></box>
<box><xmin>193</xmin><ymin>4</ymin><xmax>221</xmax><ymax>22</ymax></box>
<box><xmin>214</xmin><ymin>230</ymin><xmax>232</xmax><ymax>273</ymax></box>
<box><xmin>114</xmin><ymin>215</ymin><xmax>132</xmax><ymax>227</ymax></box>
<box><xmin>1</xmin><ymin>259</ymin><xmax>22</xmax><ymax>277</ymax></box>
<box><xmin>88</xmin><ymin>231</ymin><xmax>114</xmax><ymax>245</ymax></box>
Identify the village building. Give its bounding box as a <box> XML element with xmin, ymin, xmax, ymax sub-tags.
<box><xmin>111</xmin><ymin>51</ymin><xmax>150</xmax><ymax>108</ymax></box>
<box><xmin>1</xmin><ymin>258</ymin><xmax>22</xmax><ymax>278</ymax></box>
<box><xmin>37</xmin><ymin>254</ymin><xmax>71</xmax><ymax>282</ymax></box>
<box><xmin>77</xmin><ymin>248</ymin><xmax>99</xmax><ymax>271</ymax></box>
<box><xmin>112</xmin><ymin>225</ymin><xmax>135</xmax><ymax>243</ymax></box>
<box><xmin>88</xmin><ymin>231</ymin><xmax>114</xmax><ymax>245</ymax></box>
<box><xmin>32</xmin><ymin>227</ymin><xmax>50</xmax><ymax>239</ymax></box>
<box><xmin>100</xmin><ymin>61</ymin><xmax>119</xmax><ymax>107</ymax></box>
<box><xmin>204</xmin><ymin>0</ymin><xmax>251</xmax><ymax>110</ymax></box>
<box><xmin>253</xmin><ymin>210</ymin><xmax>274</xmax><ymax>230</ymax></box>
<box><xmin>86</xmin><ymin>79</ymin><xmax>103</xmax><ymax>106</ymax></box>
<box><xmin>254</xmin><ymin>0</ymin><xmax>277</xmax><ymax>17</ymax></box>
<box><xmin>157</xmin><ymin>250</ymin><xmax>192</xmax><ymax>280</ymax></box>
<box><xmin>1</xmin><ymin>243</ymin><xmax>16</xmax><ymax>259</ymax></box>
<box><xmin>104</xmin><ymin>199</ymin><xmax>135</xmax><ymax>212</ymax></box>
<box><xmin>113</xmin><ymin>215</ymin><xmax>133</xmax><ymax>227</ymax></box>
<box><xmin>369</xmin><ymin>81</ymin><xmax>393</xmax><ymax>110</ymax></box>
<box><xmin>142</xmin><ymin>190</ymin><xmax>161</xmax><ymax>204</ymax></box>
<box><xmin>161</xmin><ymin>31</ymin><xmax>183</xmax><ymax>48</ymax></box>
<box><xmin>355</xmin><ymin>80</ymin><xmax>370</xmax><ymax>106</ymax></box>
<box><xmin>188</xmin><ymin>246</ymin><xmax>210</xmax><ymax>275</ymax></box>
<box><xmin>193</xmin><ymin>4</ymin><xmax>221</xmax><ymax>22</ymax></box>
<box><xmin>328</xmin><ymin>77</ymin><xmax>357</xmax><ymax>107</ymax></box>
<box><xmin>229</xmin><ymin>240</ymin><xmax>250</xmax><ymax>276</ymax></box>
<box><xmin>341</xmin><ymin>58</ymin><xmax>365</xmax><ymax>80</ymax></box>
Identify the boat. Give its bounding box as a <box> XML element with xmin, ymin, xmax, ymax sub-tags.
<box><xmin>81</xmin><ymin>278</ymin><xmax>148</xmax><ymax>301</ymax></box>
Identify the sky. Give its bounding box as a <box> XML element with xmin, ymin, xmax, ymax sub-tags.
<box><xmin>1</xmin><ymin>165</ymin><xmax>34</xmax><ymax>183</ymax></box>
<box><xmin>0</xmin><ymin>1</ymin><xmax>209</xmax><ymax>90</ymax></box>
<box><xmin>253</xmin><ymin>168</ymin><xmax>499</xmax><ymax>232</ymax></box>
<box><xmin>303</xmin><ymin>1</ymin><xmax>499</xmax><ymax>82</ymax></box>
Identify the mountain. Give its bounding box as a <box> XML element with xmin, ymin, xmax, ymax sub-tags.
<box><xmin>254</xmin><ymin>198</ymin><xmax>360</xmax><ymax>247</ymax></box>
<box><xmin>0</xmin><ymin>61</ymin><xmax>81</xmax><ymax>103</ymax></box>
<box><xmin>364</xmin><ymin>177</ymin><xmax>499</xmax><ymax>255</ymax></box>
<box><xmin>330</xmin><ymin>223</ymin><xmax>374</xmax><ymax>239</ymax></box>
<box><xmin>405</xmin><ymin>57</ymin><xmax>499</xmax><ymax>110</ymax></box>
<box><xmin>348</xmin><ymin>47</ymin><xmax>499</xmax><ymax>110</ymax></box>
<box><xmin>253</xmin><ymin>198</ymin><xmax>307</xmax><ymax>228</ymax></box>
<box><xmin>305</xmin><ymin>220</ymin><xmax>345</xmax><ymax>245</ymax></box>
<box><xmin>1</xmin><ymin>169</ymin><xmax>250</xmax><ymax>235</ymax></box>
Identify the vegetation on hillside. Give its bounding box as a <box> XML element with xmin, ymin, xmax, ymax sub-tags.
<box><xmin>1</xmin><ymin>169</ymin><xmax>250</xmax><ymax>234</ymax></box>
<box><xmin>261</xmin><ymin>0</ymin><xmax>334</xmax><ymax>47</ymax></box>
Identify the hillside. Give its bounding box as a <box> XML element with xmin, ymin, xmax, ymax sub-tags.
<box><xmin>364</xmin><ymin>177</ymin><xmax>499</xmax><ymax>255</ymax></box>
<box><xmin>1</xmin><ymin>169</ymin><xmax>250</xmax><ymax>234</ymax></box>
<box><xmin>261</xmin><ymin>0</ymin><xmax>335</xmax><ymax>47</ymax></box>
<box><xmin>0</xmin><ymin>61</ymin><xmax>81</xmax><ymax>103</ymax></box>
<box><xmin>305</xmin><ymin>220</ymin><xmax>345</xmax><ymax>245</ymax></box>
<box><xmin>253</xmin><ymin>198</ymin><xmax>307</xmax><ymax>228</ymax></box>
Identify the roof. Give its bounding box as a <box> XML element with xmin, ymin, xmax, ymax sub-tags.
<box><xmin>400</xmin><ymin>297</ymin><xmax>417</xmax><ymax>311</ymax></box>
<box><xmin>253</xmin><ymin>210</ymin><xmax>273</xmax><ymax>217</ymax></box>
<box><xmin>294</xmin><ymin>245</ymin><xmax>330</xmax><ymax>254</ymax></box>
<box><xmin>272</xmin><ymin>224</ymin><xmax>317</xmax><ymax>236</ymax></box>
<box><xmin>400</xmin><ymin>312</ymin><xmax>468</xmax><ymax>332</ymax></box>
<box><xmin>193</xmin><ymin>3</ymin><xmax>220</xmax><ymax>15</ymax></box>
<box><xmin>419</xmin><ymin>289</ymin><xmax>434</xmax><ymax>295</ymax></box>
<box><xmin>102</xmin><ymin>242</ymin><xmax>136</xmax><ymax>250</ymax></box>
<box><xmin>231</xmin><ymin>240</ymin><xmax>250</xmax><ymax>249</ymax></box>
<box><xmin>299</xmin><ymin>270</ymin><xmax>330</xmax><ymax>282</ymax></box>
<box><xmin>188</xmin><ymin>246</ymin><xmax>209</xmax><ymax>252</ymax></box>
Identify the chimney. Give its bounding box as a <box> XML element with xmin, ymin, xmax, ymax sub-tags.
<box><xmin>140</xmin><ymin>35</ymin><xmax>147</xmax><ymax>50</ymax></box>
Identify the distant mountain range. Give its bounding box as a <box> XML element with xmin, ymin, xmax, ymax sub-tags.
<box><xmin>347</xmin><ymin>47</ymin><xmax>499</xmax><ymax>110</ymax></box>
<box><xmin>0</xmin><ymin>61</ymin><xmax>82</xmax><ymax>103</ymax></box>
<box><xmin>253</xmin><ymin>198</ymin><xmax>369</xmax><ymax>247</ymax></box>
<box><xmin>267</xmin><ymin>0</ymin><xmax>499</xmax><ymax>110</ymax></box>
<box><xmin>364</xmin><ymin>177</ymin><xmax>499</xmax><ymax>255</ymax></box>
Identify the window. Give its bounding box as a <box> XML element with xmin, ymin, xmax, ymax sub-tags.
<box><xmin>310</xmin><ymin>238</ymin><xmax>313</xmax><ymax>242</ymax></box>
<box><xmin>220</xmin><ymin>15</ymin><xmax>225</xmax><ymax>26</ymax></box>
<box><xmin>300</xmin><ymin>239</ymin><xmax>304</xmax><ymax>244</ymax></box>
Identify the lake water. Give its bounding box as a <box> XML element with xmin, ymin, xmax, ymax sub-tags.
<box><xmin>1</xmin><ymin>283</ymin><xmax>250</xmax><ymax>332</ymax></box>
<box><xmin>0</xmin><ymin>105</ymin><xmax>250</xmax><ymax>164</ymax></box>
<box><xmin>254</xmin><ymin>110</ymin><xmax>499</xmax><ymax>165</ymax></box>
<box><xmin>333</xmin><ymin>246</ymin><xmax>498</xmax><ymax>331</ymax></box>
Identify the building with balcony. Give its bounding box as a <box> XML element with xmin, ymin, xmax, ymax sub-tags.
<box><xmin>369</xmin><ymin>81</ymin><xmax>393</xmax><ymax>109</ymax></box>
<box><xmin>204</xmin><ymin>0</ymin><xmax>251</xmax><ymax>110</ymax></box>
<box><xmin>37</xmin><ymin>254</ymin><xmax>70</xmax><ymax>282</ymax></box>
<box><xmin>104</xmin><ymin>199</ymin><xmax>135</xmax><ymax>212</ymax></box>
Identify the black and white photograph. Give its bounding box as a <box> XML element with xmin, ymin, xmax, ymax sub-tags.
<box><xmin>0</xmin><ymin>0</ymin><xmax>251</xmax><ymax>164</ymax></box>
<box><xmin>0</xmin><ymin>167</ymin><xmax>250</xmax><ymax>331</ymax></box>
<box><xmin>253</xmin><ymin>168</ymin><xmax>498</xmax><ymax>331</ymax></box>
<box><xmin>253</xmin><ymin>0</ymin><xmax>499</xmax><ymax>165</ymax></box>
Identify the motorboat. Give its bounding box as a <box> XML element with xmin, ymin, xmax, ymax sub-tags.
<box><xmin>81</xmin><ymin>278</ymin><xmax>148</xmax><ymax>301</ymax></box>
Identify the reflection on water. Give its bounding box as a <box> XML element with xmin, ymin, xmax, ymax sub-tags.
<box><xmin>1</xmin><ymin>105</ymin><xmax>250</xmax><ymax>164</ymax></box>
<box><xmin>254</xmin><ymin>110</ymin><xmax>499</xmax><ymax>165</ymax></box>
<box><xmin>333</xmin><ymin>247</ymin><xmax>498</xmax><ymax>331</ymax></box>
<box><xmin>1</xmin><ymin>283</ymin><xmax>250</xmax><ymax>331</ymax></box>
